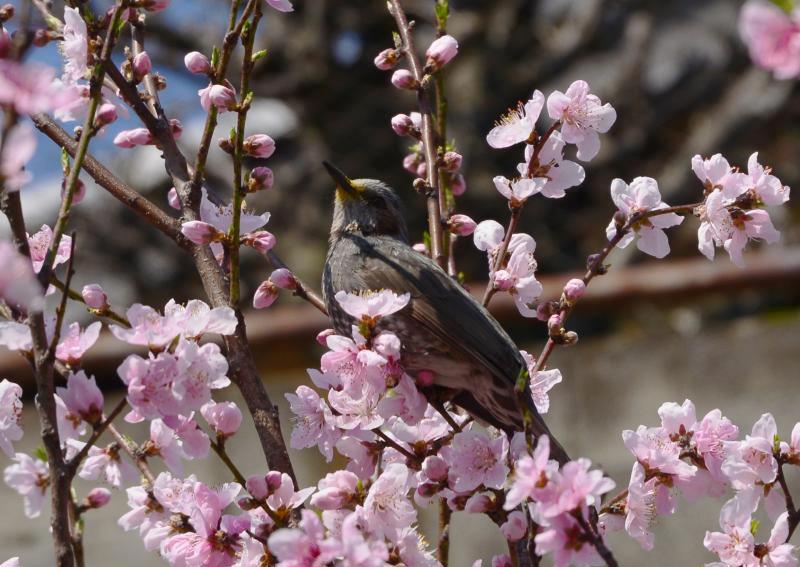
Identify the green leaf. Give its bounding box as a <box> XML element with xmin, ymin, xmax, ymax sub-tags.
<box><xmin>423</xmin><ymin>230</ymin><xmax>431</xmax><ymax>252</ymax></box>
<box><xmin>211</xmin><ymin>46</ymin><xmax>221</xmax><ymax>68</ymax></box>
<box><xmin>392</xmin><ymin>31</ymin><xmax>402</xmax><ymax>49</ymax></box>
<box><xmin>252</xmin><ymin>49</ymin><xmax>268</xmax><ymax>63</ymax></box>
<box><xmin>750</xmin><ymin>518</ymin><xmax>760</xmax><ymax>536</ymax></box>
<box><xmin>770</xmin><ymin>0</ymin><xmax>794</xmax><ymax>12</ymax></box>
<box><xmin>34</xmin><ymin>446</ymin><xmax>48</xmax><ymax>463</ymax></box>
<box><xmin>60</xmin><ymin>148</ymin><xmax>70</xmax><ymax>171</ymax></box>
<box><xmin>435</xmin><ymin>0</ymin><xmax>450</xmax><ymax>25</ymax></box>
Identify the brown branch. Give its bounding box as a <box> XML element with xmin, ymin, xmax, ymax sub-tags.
<box><xmin>777</xmin><ymin>460</ymin><xmax>799</xmax><ymax>541</ymax></box>
<box><xmin>572</xmin><ymin>509</ymin><xmax>618</xmax><ymax>567</ymax></box>
<box><xmin>107</xmin><ymin>423</ymin><xmax>155</xmax><ymax>485</ymax></box>
<box><xmin>387</xmin><ymin>0</ymin><xmax>445</xmax><ymax>268</ymax></box>
<box><xmin>66</xmin><ymin>398</ymin><xmax>129</xmax><ymax>476</ymax></box>
<box><xmin>482</xmin><ymin>205</ymin><xmax>522</xmax><ymax>306</ymax></box>
<box><xmin>265</xmin><ymin>251</ymin><xmax>328</xmax><ymax>315</ymax></box>
<box><xmin>438</xmin><ymin>499</ymin><xmax>451</xmax><ymax>566</ymax></box>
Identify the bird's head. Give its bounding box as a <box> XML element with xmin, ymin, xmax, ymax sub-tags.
<box><xmin>324</xmin><ymin>161</ymin><xmax>409</xmax><ymax>243</ymax></box>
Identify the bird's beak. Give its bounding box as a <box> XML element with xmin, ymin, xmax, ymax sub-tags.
<box><xmin>323</xmin><ymin>161</ymin><xmax>362</xmax><ymax>200</ymax></box>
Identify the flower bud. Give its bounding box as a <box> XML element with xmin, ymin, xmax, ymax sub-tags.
<box><xmin>422</xmin><ymin>455</ymin><xmax>448</xmax><ymax>482</ymax></box>
<box><xmin>391</xmin><ymin>114</ymin><xmax>417</xmax><ymax>137</ymax></box>
<box><xmin>113</xmin><ymin>128</ymin><xmax>153</xmax><ymax>148</ymax></box>
<box><xmin>167</xmin><ymin>187</ymin><xmax>181</xmax><ymax>210</ymax></box>
<box><xmin>416</xmin><ymin>160</ymin><xmax>428</xmax><ymax>179</ymax></box>
<box><xmin>253</xmin><ymin>280</ymin><xmax>278</xmax><ymax>309</ymax></box>
<box><xmin>316</xmin><ymin>328</ymin><xmax>336</xmax><ymax>346</ymax></box>
<box><xmin>62</xmin><ymin>178</ymin><xmax>86</xmax><ymax>205</ymax></box>
<box><xmin>464</xmin><ymin>493</ymin><xmax>492</xmax><ymax>514</ymax></box>
<box><xmin>243</xmin><ymin>230</ymin><xmax>276</xmax><ymax>253</ymax></box>
<box><xmin>218</xmin><ymin>137</ymin><xmax>234</xmax><ymax>154</ymax></box>
<box><xmin>184</xmin><ymin>51</ymin><xmax>211</xmax><ymax>75</ymax></box>
<box><xmin>416</xmin><ymin>482</ymin><xmax>440</xmax><ymax>499</ymax></box>
<box><xmin>181</xmin><ymin>220</ymin><xmax>223</xmax><ymax>245</ymax></box>
<box><xmin>562</xmin><ymin>330</ymin><xmax>579</xmax><ymax>345</ymax></box>
<box><xmin>447</xmin><ymin>214</ymin><xmax>476</xmax><ymax>237</ymax></box>
<box><xmin>535</xmin><ymin>301</ymin><xmax>557</xmax><ymax>322</ymax></box>
<box><xmin>248</xmin><ymin>167</ymin><xmax>274</xmax><ymax>192</ymax></box>
<box><xmin>373</xmin><ymin>48</ymin><xmax>399</xmax><ymax>70</ymax></box>
<box><xmin>450</xmin><ymin>173</ymin><xmax>467</xmax><ymax>196</ymax></box>
<box><xmin>563</xmin><ymin>278</ymin><xmax>586</xmax><ymax>302</ymax></box>
<box><xmin>0</xmin><ymin>4</ymin><xmax>14</xmax><ymax>23</ymax></box>
<box><xmin>492</xmin><ymin>270</ymin><xmax>514</xmax><ymax>292</ymax></box>
<box><xmin>33</xmin><ymin>29</ymin><xmax>50</xmax><ymax>47</ymax></box>
<box><xmin>170</xmin><ymin>118</ymin><xmax>183</xmax><ymax>140</ymax></box>
<box><xmin>201</xmin><ymin>401</ymin><xmax>242</xmax><ymax>438</ymax></box>
<box><xmin>132</xmin><ymin>51</ymin><xmax>152</xmax><ymax>82</ymax></box>
<box><xmin>425</xmin><ymin>35</ymin><xmax>458</xmax><ymax>70</ymax></box>
<box><xmin>265</xmin><ymin>471</ymin><xmax>283</xmax><ymax>492</ymax></box>
<box><xmin>391</xmin><ymin>69</ymin><xmax>417</xmax><ymax>90</ymax></box>
<box><xmin>81</xmin><ymin>284</ymin><xmax>108</xmax><ymax>311</ymax></box>
<box><xmin>243</xmin><ymin>134</ymin><xmax>276</xmax><ymax>159</ymax></box>
<box><xmin>441</xmin><ymin>151</ymin><xmax>463</xmax><ymax>172</ymax></box>
<box><xmin>416</xmin><ymin>369</ymin><xmax>435</xmax><ymax>387</ymax></box>
<box><xmin>547</xmin><ymin>313</ymin><xmax>563</xmax><ymax>336</ymax></box>
<box><xmin>85</xmin><ymin>487</ymin><xmax>111</xmax><ymax>509</ymax></box>
<box><xmin>269</xmin><ymin>268</ymin><xmax>296</xmax><ymax>290</ymax></box>
<box><xmin>143</xmin><ymin>0</ymin><xmax>170</xmax><ymax>12</ymax></box>
<box><xmin>94</xmin><ymin>103</ymin><xmax>118</xmax><ymax>128</ymax></box>
<box><xmin>403</xmin><ymin>153</ymin><xmax>421</xmax><ymax>174</ymax></box>
<box><xmin>199</xmin><ymin>82</ymin><xmax>237</xmax><ymax>112</ymax></box>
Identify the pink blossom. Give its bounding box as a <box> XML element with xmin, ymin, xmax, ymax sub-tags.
<box><xmin>73</xmin><ymin>441</ymin><xmax>139</xmax><ymax>487</ymax></box>
<box><xmin>266</xmin><ymin>0</ymin><xmax>294</xmax><ymax>12</ymax></box>
<box><xmin>739</xmin><ymin>1</ymin><xmax>800</xmax><ymax>79</ymax></box>
<box><xmin>725</xmin><ymin>209</ymin><xmax>781</xmax><ymax>267</ymax></box>
<box><xmin>698</xmin><ymin>189</ymin><xmax>734</xmax><ymax>262</ymax></box>
<box><xmin>328</xmin><ymin>374</ymin><xmax>385</xmax><ymax>431</ymax></box>
<box><xmin>442</xmin><ymin>430</ymin><xmax>508</xmax><ymax>492</ymax></box>
<box><xmin>538</xmin><ymin>458</ymin><xmax>615</xmax><ymax>519</ymax></box>
<box><xmin>266</xmin><ymin>473</ymin><xmax>315</xmax><ymax>513</ymax></box>
<box><xmin>243</xmin><ymin>134</ymin><xmax>276</xmax><ymax>158</ymax></box>
<box><xmin>493</xmin><ymin>175</ymin><xmax>545</xmax><ymax>205</ymax></box>
<box><xmin>243</xmin><ymin>230</ymin><xmax>277</xmax><ymax>253</ymax></box>
<box><xmin>493</xmin><ymin>235</ymin><xmax>543</xmax><ymax>318</ymax></box>
<box><xmin>164</xmin><ymin>299</ymin><xmax>238</xmax><ymax>339</ymax></box>
<box><xmin>113</xmin><ymin>128</ymin><xmax>153</xmax><ymax>148</ymax></box>
<box><xmin>0</xmin><ymin>380</ymin><xmax>23</xmax><ymax>458</ymax></box>
<box><xmin>622</xmin><ymin>425</ymin><xmax>697</xmax><ymax>479</ymax></box>
<box><xmin>743</xmin><ymin>152</ymin><xmax>791</xmax><ymax>206</ymax></box>
<box><xmin>172</xmin><ymin>339</ymin><xmax>230</xmax><ymax>411</ymax></box>
<box><xmin>518</xmin><ymin>131</ymin><xmax>585</xmax><ymax>198</ymax></box>
<box><xmin>55</xmin><ymin>321</ymin><xmax>101</xmax><ymax>365</ymax></box>
<box><xmin>779</xmin><ymin>422</ymin><xmax>800</xmax><ymax>462</ymax></box>
<box><xmin>253</xmin><ymin>279</ymin><xmax>279</xmax><ymax>309</ymax></box>
<box><xmin>198</xmin><ymin>190</ymin><xmax>269</xmax><ymax>258</ymax></box>
<box><xmin>624</xmin><ymin>462</ymin><xmax>675</xmax><ymax>550</ymax></box>
<box><xmin>1</xmin><ymin>123</ymin><xmax>36</xmax><ymax>191</ymax></box>
<box><xmin>56</xmin><ymin>370</ymin><xmax>103</xmax><ymax>425</ymax></box>
<box><xmin>520</xmin><ymin>351</ymin><xmax>562</xmax><ymax>414</ymax></box>
<box><xmin>200</xmin><ymin>401</ymin><xmax>242</xmax><ymax>438</ymax></box>
<box><xmin>27</xmin><ymin>225</ymin><xmax>72</xmax><ymax>274</ymax></box>
<box><xmin>605</xmin><ymin>177</ymin><xmax>684</xmax><ymax>259</ymax></box>
<box><xmin>111</xmin><ymin>303</ymin><xmax>181</xmax><ymax>350</ymax></box>
<box><xmin>270</xmin><ymin>268</ymin><xmax>297</xmax><ymax>290</ymax></box>
<box><xmin>425</xmin><ymin>35</ymin><xmax>458</xmax><ymax>70</ymax></box>
<box><xmin>547</xmin><ymin>80</ymin><xmax>616</xmax><ymax>161</ymax></box>
<box><xmin>501</xmin><ymin>511</ymin><xmax>528</xmax><ymax>541</ymax></box>
<box><xmin>118</xmin><ymin>473</ymin><xmax>185</xmax><ymax>550</ymax></box>
<box><xmin>0</xmin><ymin>558</ymin><xmax>20</xmax><ymax>567</ymax></box>
<box><xmin>3</xmin><ymin>453</ymin><xmax>49</xmax><ymax>518</ymax></box>
<box><xmin>0</xmin><ymin>60</ymin><xmax>59</xmax><ymax>114</ymax></box>
<box><xmin>55</xmin><ymin>394</ymin><xmax>86</xmax><ymax>443</ymax></box>
<box><xmin>181</xmin><ymin>220</ymin><xmax>223</xmax><ymax>245</ymax></box>
<box><xmin>61</xmin><ymin>7</ymin><xmax>89</xmax><ymax>83</ymax></box>
<box><xmin>0</xmin><ymin>242</ymin><xmax>43</xmax><ymax>311</ymax></box>
<box><xmin>760</xmin><ymin>512</ymin><xmax>798</xmax><ymax>566</ymax></box>
<box><xmin>691</xmin><ymin>153</ymin><xmax>745</xmax><ymax>198</ymax></box>
<box><xmin>722</xmin><ymin>413</ymin><xmax>778</xmax><ymax>490</ymax></box>
<box><xmin>334</xmin><ymin>289</ymin><xmax>411</xmax><ymax>326</ymax></box>
<box><xmin>85</xmin><ymin>487</ymin><xmax>112</xmax><ymax>509</ymax></box>
<box><xmin>396</xmin><ymin>527</ymin><xmax>439</xmax><ymax>567</ymax></box>
<box><xmin>535</xmin><ymin>511</ymin><xmax>603</xmax><ymax>567</ymax></box>
<box><xmin>486</xmin><ymin>90</ymin><xmax>545</xmax><ymax>148</ymax></box>
<box><xmin>0</xmin><ymin>321</ymin><xmax>35</xmax><ymax>352</ymax></box>
<box><xmin>184</xmin><ymin>51</ymin><xmax>211</xmax><ymax>74</ymax></box>
<box><xmin>704</xmin><ymin>489</ymin><xmax>760</xmax><ymax>566</ymax></box>
<box><xmin>695</xmin><ymin>409</ymin><xmax>740</xmax><ymax>481</ymax></box>
<box><xmin>310</xmin><ymin>470</ymin><xmax>359</xmax><ymax>510</ymax></box>
<box><xmin>94</xmin><ymin>103</ymin><xmax>118</xmax><ymax>128</ymax></box>
<box><xmin>374</xmin><ymin>48</ymin><xmax>399</xmax><ymax>70</ymax></box>
<box><xmin>146</xmin><ymin>419</ymin><xmax>184</xmax><ymax>475</ymax></box>
<box><xmin>198</xmin><ymin>82</ymin><xmax>237</xmax><ymax>112</ymax></box>
<box><xmin>268</xmin><ymin>510</ymin><xmax>332</xmax><ymax>566</ymax></box>
<box><xmin>167</xmin><ymin>414</ymin><xmax>211</xmax><ymax>460</ymax></box>
<box><xmin>363</xmin><ymin>463</ymin><xmax>416</xmax><ymax>542</ymax></box>
<box><xmin>285</xmin><ymin>385</ymin><xmax>340</xmax><ymax>461</ymax></box>
<box><xmin>505</xmin><ymin>436</ymin><xmax>552</xmax><ymax>509</ymax></box>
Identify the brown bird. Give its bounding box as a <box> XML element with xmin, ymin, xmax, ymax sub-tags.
<box><xmin>321</xmin><ymin>162</ymin><xmax>568</xmax><ymax>463</ymax></box>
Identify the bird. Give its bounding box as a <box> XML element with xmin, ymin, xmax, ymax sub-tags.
<box><xmin>321</xmin><ymin>162</ymin><xmax>569</xmax><ymax>464</ymax></box>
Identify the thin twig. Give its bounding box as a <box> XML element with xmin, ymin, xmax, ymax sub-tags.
<box><xmin>107</xmin><ymin>423</ymin><xmax>155</xmax><ymax>485</ymax></box>
<box><xmin>573</xmin><ymin>509</ymin><xmax>618</xmax><ymax>567</ymax></box>
<box><xmin>66</xmin><ymin>398</ymin><xmax>129</xmax><ymax>476</ymax></box>
<box><xmin>482</xmin><ymin>206</ymin><xmax>521</xmax><ymax>306</ymax></box>
<box><xmin>374</xmin><ymin>429</ymin><xmax>417</xmax><ymax>462</ymax></box>
<box><xmin>438</xmin><ymin>498</ymin><xmax>451</xmax><ymax>566</ymax></box>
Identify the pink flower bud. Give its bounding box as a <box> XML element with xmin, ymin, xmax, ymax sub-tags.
<box><xmin>253</xmin><ymin>280</ymin><xmax>278</xmax><ymax>309</ymax></box>
<box><xmin>132</xmin><ymin>51</ymin><xmax>152</xmax><ymax>81</ymax></box>
<box><xmin>184</xmin><ymin>51</ymin><xmax>211</xmax><ymax>74</ymax></box>
<box><xmin>547</xmin><ymin>313</ymin><xmax>563</xmax><ymax>335</ymax></box>
<box><xmin>403</xmin><ymin>153</ymin><xmax>421</xmax><ymax>174</ymax></box>
<box><xmin>248</xmin><ymin>167</ymin><xmax>274</xmax><ymax>192</ymax></box>
<box><xmin>422</xmin><ymin>455</ymin><xmax>447</xmax><ymax>482</ymax></box>
<box><xmin>447</xmin><ymin>214</ymin><xmax>476</xmax><ymax>237</ymax></box>
<box><xmin>500</xmin><ymin>511</ymin><xmax>527</xmax><ymax>542</ymax></box>
<box><xmin>81</xmin><ymin>284</ymin><xmax>108</xmax><ymax>310</ymax></box>
<box><xmin>535</xmin><ymin>302</ymin><xmax>553</xmax><ymax>322</ymax></box>
<box><xmin>441</xmin><ymin>151</ymin><xmax>463</xmax><ymax>172</ymax></box>
<box><xmin>113</xmin><ymin>128</ymin><xmax>153</xmax><ymax>148</ymax></box>
<box><xmin>416</xmin><ymin>160</ymin><xmax>428</xmax><ymax>179</ymax></box>
<box><xmin>416</xmin><ymin>369</ymin><xmax>435</xmax><ymax>387</ymax></box>
<box><xmin>62</xmin><ymin>178</ymin><xmax>86</xmax><ymax>205</ymax></box>
<box><xmin>563</xmin><ymin>278</ymin><xmax>586</xmax><ymax>302</ymax></box>
<box><xmin>269</xmin><ymin>268</ymin><xmax>296</xmax><ymax>290</ymax></box>
<box><xmin>492</xmin><ymin>270</ymin><xmax>514</xmax><ymax>291</ymax></box>
<box><xmin>200</xmin><ymin>401</ymin><xmax>242</xmax><ymax>438</ymax></box>
<box><xmin>167</xmin><ymin>187</ymin><xmax>181</xmax><ymax>210</ymax></box>
<box><xmin>391</xmin><ymin>114</ymin><xmax>417</xmax><ymax>137</ymax></box>
<box><xmin>85</xmin><ymin>487</ymin><xmax>111</xmax><ymax>509</ymax></box>
<box><xmin>243</xmin><ymin>230</ymin><xmax>276</xmax><ymax>254</ymax></box>
<box><xmin>416</xmin><ymin>482</ymin><xmax>440</xmax><ymax>498</ymax></box>
<box><xmin>94</xmin><ymin>103</ymin><xmax>118</xmax><ymax>128</ymax></box>
<box><xmin>243</xmin><ymin>134</ymin><xmax>276</xmax><ymax>159</ymax></box>
<box><xmin>198</xmin><ymin>82</ymin><xmax>237</xmax><ymax>112</ymax></box>
<box><xmin>465</xmin><ymin>493</ymin><xmax>493</xmax><ymax>514</ymax></box>
<box><xmin>143</xmin><ymin>0</ymin><xmax>169</xmax><ymax>12</ymax></box>
<box><xmin>374</xmin><ymin>48</ymin><xmax>399</xmax><ymax>70</ymax></box>
<box><xmin>245</xmin><ymin>475</ymin><xmax>268</xmax><ymax>500</ymax></box>
<box><xmin>391</xmin><ymin>69</ymin><xmax>417</xmax><ymax>90</ymax></box>
<box><xmin>426</xmin><ymin>35</ymin><xmax>458</xmax><ymax>70</ymax></box>
<box><xmin>450</xmin><ymin>173</ymin><xmax>467</xmax><ymax>196</ymax></box>
<box><xmin>170</xmin><ymin>118</ymin><xmax>183</xmax><ymax>140</ymax></box>
<box><xmin>316</xmin><ymin>328</ymin><xmax>335</xmax><ymax>345</ymax></box>
<box><xmin>181</xmin><ymin>220</ymin><xmax>222</xmax><ymax>245</ymax></box>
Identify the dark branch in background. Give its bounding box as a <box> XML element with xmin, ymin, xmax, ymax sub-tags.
<box><xmin>387</xmin><ymin>0</ymin><xmax>446</xmax><ymax>268</ymax></box>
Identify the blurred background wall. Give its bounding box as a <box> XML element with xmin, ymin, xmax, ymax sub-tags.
<box><xmin>1</xmin><ymin>0</ymin><xmax>799</xmax><ymax>564</ymax></box>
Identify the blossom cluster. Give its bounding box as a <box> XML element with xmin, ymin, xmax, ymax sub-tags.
<box><xmin>740</xmin><ymin>0</ymin><xmax>800</xmax><ymax>79</ymax></box>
